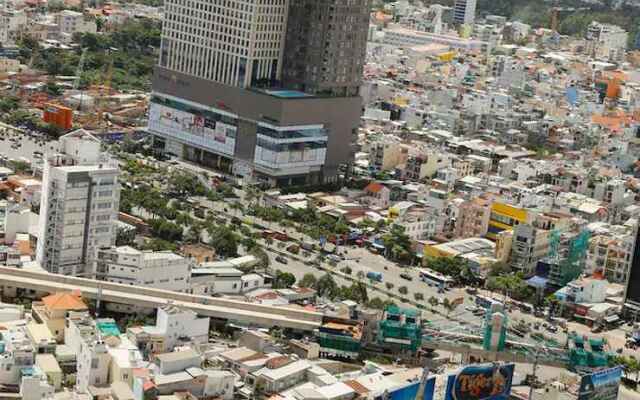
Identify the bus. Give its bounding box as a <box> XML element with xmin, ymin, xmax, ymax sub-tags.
<box><xmin>475</xmin><ymin>294</ymin><xmax>503</xmax><ymax>309</ymax></box>
<box><xmin>419</xmin><ymin>268</ymin><xmax>454</xmax><ymax>290</ymax></box>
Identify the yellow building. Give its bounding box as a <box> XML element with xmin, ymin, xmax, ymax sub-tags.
<box><xmin>487</xmin><ymin>202</ymin><xmax>530</xmax><ymax>240</ymax></box>
<box><xmin>437</xmin><ymin>51</ymin><xmax>456</xmax><ymax>62</ymax></box>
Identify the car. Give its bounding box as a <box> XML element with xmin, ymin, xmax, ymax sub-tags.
<box><xmin>546</xmin><ymin>325</ymin><xmax>558</xmax><ymax>333</ymax></box>
<box><xmin>473</xmin><ymin>308</ymin><xmax>486</xmax><ymax>316</ymax></box>
<box><xmin>466</xmin><ymin>287</ymin><xmax>478</xmax><ymax>295</ymax></box>
<box><xmin>465</xmin><ymin>305</ymin><xmax>478</xmax><ymax>312</ymax></box>
<box><xmin>275</xmin><ymin>256</ymin><xmax>288</xmax><ymax>264</ymax></box>
<box><xmin>400</xmin><ymin>273</ymin><xmax>413</xmax><ymax>281</ymax></box>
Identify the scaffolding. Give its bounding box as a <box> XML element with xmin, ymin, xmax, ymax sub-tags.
<box><xmin>377</xmin><ymin>306</ymin><xmax>423</xmax><ymax>352</ymax></box>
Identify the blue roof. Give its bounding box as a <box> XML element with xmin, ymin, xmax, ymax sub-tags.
<box><xmin>527</xmin><ymin>276</ymin><xmax>548</xmax><ymax>289</ymax></box>
<box><xmin>263</xmin><ymin>90</ymin><xmax>313</xmax><ymax>99</ymax></box>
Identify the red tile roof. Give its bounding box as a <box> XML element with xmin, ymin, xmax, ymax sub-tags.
<box><xmin>364</xmin><ymin>182</ymin><xmax>385</xmax><ymax>194</ymax></box>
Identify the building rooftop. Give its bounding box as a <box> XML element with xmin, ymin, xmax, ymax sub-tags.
<box><xmin>156</xmin><ymin>349</ymin><xmax>200</xmax><ymax>363</ymax></box>
<box><xmin>42</xmin><ymin>292</ymin><xmax>87</xmax><ymax>311</ymax></box>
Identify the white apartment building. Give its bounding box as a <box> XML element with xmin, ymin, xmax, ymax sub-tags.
<box><xmin>0</xmin><ymin>325</ymin><xmax>36</xmax><ymax>386</ymax></box>
<box><xmin>36</xmin><ymin>130</ymin><xmax>120</xmax><ymax>277</ymax></box>
<box><xmin>453</xmin><ymin>0</ymin><xmax>476</xmax><ymax>25</ymax></box>
<box><xmin>0</xmin><ymin>9</ymin><xmax>27</xmax><ymax>44</ymax></box>
<box><xmin>64</xmin><ymin>314</ymin><xmax>111</xmax><ymax>393</ymax></box>
<box><xmin>585</xmin><ymin>21</ymin><xmax>628</xmax><ymax>61</ymax></box>
<box><xmin>586</xmin><ymin>221</ymin><xmax>636</xmax><ymax>284</ymax></box>
<box><xmin>128</xmin><ymin>305</ymin><xmax>210</xmax><ymax>355</ymax></box>
<box><xmin>36</xmin><ymin>163</ymin><xmax>120</xmax><ymax>276</ymax></box>
<box><xmin>55</xmin><ymin>10</ymin><xmax>97</xmax><ymax>38</ymax></box>
<box><xmin>191</xmin><ymin>265</ymin><xmax>267</xmax><ymax>296</ymax></box>
<box><xmin>65</xmin><ymin>313</ymin><xmax>143</xmax><ymax>393</ymax></box>
<box><xmin>95</xmin><ymin>246</ymin><xmax>191</xmax><ymax>292</ymax></box>
<box><xmin>159</xmin><ymin>0</ymin><xmax>288</xmax><ymax>88</ymax></box>
<box><xmin>154</xmin><ymin>305</ymin><xmax>209</xmax><ymax>350</ymax></box>
<box><xmin>382</xmin><ymin>26</ymin><xmax>485</xmax><ymax>51</ymax></box>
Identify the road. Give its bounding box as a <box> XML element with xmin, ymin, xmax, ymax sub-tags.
<box><xmin>192</xmin><ymin>193</ymin><xmax>631</xmax><ymax>355</ymax></box>
<box><xmin>0</xmin><ymin>123</ymin><xmax>59</xmax><ymax>165</ymax></box>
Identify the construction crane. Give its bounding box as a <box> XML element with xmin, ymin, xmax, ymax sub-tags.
<box><xmin>78</xmin><ymin>48</ymin><xmax>116</xmax><ymax>130</ymax></box>
<box><xmin>95</xmin><ymin>55</ymin><xmax>114</xmax><ymax>129</ymax></box>
<box><xmin>73</xmin><ymin>48</ymin><xmax>88</xmax><ymax>91</ymax></box>
<box><xmin>549</xmin><ymin>1</ymin><xmax>590</xmax><ymax>33</ymax></box>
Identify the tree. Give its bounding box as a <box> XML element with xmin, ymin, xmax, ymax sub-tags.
<box><xmin>340</xmin><ymin>266</ymin><xmax>352</xmax><ymax>275</ymax></box>
<box><xmin>273</xmin><ymin>270</ymin><xmax>296</xmax><ymax>289</ymax></box>
<box><xmin>356</xmin><ymin>270</ymin><xmax>365</xmax><ymax>281</ymax></box>
<box><xmin>398</xmin><ymin>286</ymin><xmax>408</xmax><ymax>295</ymax></box>
<box><xmin>385</xmin><ymin>282</ymin><xmax>394</xmax><ymax>291</ymax></box>
<box><xmin>315</xmin><ymin>274</ymin><xmax>338</xmax><ymax>299</ymax></box>
<box><xmin>488</xmin><ymin>261</ymin><xmax>512</xmax><ymax>277</ymax></box>
<box><xmin>250</xmin><ymin>247</ymin><xmax>270</xmax><ymax>271</ymax></box>
<box><xmin>184</xmin><ymin>227</ymin><xmax>202</xmax><ymax>244</ymax></box>
<box><xmin>350</xmin><ymin>281</ymin><xmax>369</xmax><ymax>303</ymax></box>
<box><xmin>367</xmin><ymin>297</ymin><xmax>386</xmax><ymax>310</ymax></box>
<box><xmin>414</xmin><ymin>293</ymin><xmax>424</xmax><ymax>301</ymax></box>
<box><xmin>241</xmin><ymin>237</ymin><xmax>259</xmax><ymax>252</ymax></box>
<box><xmin>0</xmin><ymin>96</ymin><xmax>20</xmax><ymax>113</ymax></box>
<box><xmin>45</xmin><ymin>79</ymin><xmax>63</xmax><ymax>96</ymax></box>
<box><xmin>382</xmin><ymin>225</ymin><xmax>412</xmax><ymax>263</ymax></box>
<box><xmin>299</xmin><ymin>273</ymin><xmax>318</xmax><ymax>288</ymax></box>
<box><xmin>486</xmin><ymin>272</ymin><xmax>533</xmax><ymax>302</ymax></box>
<box><xmin>116</xmin><ymin>225</ymin><xmax>136</xmax><ymax>246</ymax></box>
<box><xmin>150</xmin><ymin>218</ymin><xmax>183</xmax><ymax>241</ymax></box>
<box><xmin>428</xmin><ymin>296</ymin><xmax>439</xmax><ymax>309</ymax></box>
<box><xmin>208</xmin><ymin>225</ymin><xmax>239</xmax><ymax>258</ymax></box>
<box><xmin>141</xmin><ymin>238</ymin><xmax>177</xmax><ymax>252</ymax></box>
<box><xmin>442</xmin><ymin>298</ymin><xmax>459</xmax><ymax>318</ymax></box>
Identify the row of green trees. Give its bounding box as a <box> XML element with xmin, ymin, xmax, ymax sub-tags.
<box><xmin>18</xmin><ymin>19</ymin><xmax>161</xmax><ymax>91</ymax></box>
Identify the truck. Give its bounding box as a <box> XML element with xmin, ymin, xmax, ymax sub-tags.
<box><xmin>366</xmin><ymin>271</ymin><xmax>383</xmax><ymax>282</ymax></box>
<box><xmin>274</xmin><ymin>232</ymin><xmax>289</xmax><ymax>241</ymax></box>
<box><xmin>301</xmin><ymin>242</ymin><xmax>315</xmax><ymax>251</ymax></box>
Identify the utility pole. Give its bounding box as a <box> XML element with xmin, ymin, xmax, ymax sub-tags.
<box><xmin>528</xmin><ymin>347</ymin><xmax>541</xmax><ymax>400</ymax></box>
<box><xmin>96</xmin><ymin>284</ymin><xmax>102</xmax><ymax>318</ymax></box>
<box><xmin>416</xmin><ymin>352</ymin><xmax>431</xmax><ymax>400</ymax></box>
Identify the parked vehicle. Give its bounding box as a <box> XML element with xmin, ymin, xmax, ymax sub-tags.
<box><xmin>286</xmin><ymin>244</ymin><xmax>300</xmax><ymax>254</ymax></box>
<box><xmin>275</xmin><ymin>256</ymin><xmax>288</xmax><ymax>264</ymax></box>
<box><xmin>400</xmin><ymin>272</ymin><xmax>413</xmax><ymax>281</ymax></box>
<box><xmin>366</xmin><ymin>271</ymin><xmax>383</xmax><ymax>282</ymax></box>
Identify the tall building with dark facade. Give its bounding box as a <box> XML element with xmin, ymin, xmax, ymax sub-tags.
<box><xmin>282</xmin><ymin>0</ymin><xmax>370</xmax><ymax>97</ymax></box>
<box><xmin>149</xmin><ymin>0</ymin><xmax>370</xmax><ymax>186</ymax></box>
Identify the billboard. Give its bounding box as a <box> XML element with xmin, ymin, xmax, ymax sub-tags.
<box><xmin>148</xmin><ymin>102</ymin><xmax>236</xmax><ymax>156</ymax></box>
<box><xmin>578</xmin><ymin>366</ymin><xmax>622</xmax><ymax>400</ymax></box>
<box><xmin>444</xmin><ymin>364</ymin><xmax>514</xmax><ymax>400</ymax></box>
<box><xmin>382</xmin><ymin>377</ymin><xmax>436</xmax><ymax>400</ymax></box>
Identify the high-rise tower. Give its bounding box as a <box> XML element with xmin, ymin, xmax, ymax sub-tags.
<box><xmin>282</xmin><ymin>0</ymin><xmax>370</xmax><ymax>97</ymax></box>
<box><xmin>453</xmin><ymin>0</ymin><xmax>476</xmax><ymax>25</ymax></box>
<box><xmin>150</xmin><ymin>0</ymin><xmax>371</xmax><ymax>186</ymax></box>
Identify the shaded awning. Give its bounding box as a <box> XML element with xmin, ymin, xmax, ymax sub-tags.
<box><xmin>527</xmin><ymin>276</ymin><xmax>548</xmax><ymax>289</ymax></box>
<box><xmin>605</xmin><ymin>314</ymin><xmax>620</xmax><ymax>323</ymax></box>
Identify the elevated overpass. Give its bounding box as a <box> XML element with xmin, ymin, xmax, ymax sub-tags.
<box><xmin>0</xmin><ymin>266</ymin><xmax>322</xmax><ymax>331</ymax></box>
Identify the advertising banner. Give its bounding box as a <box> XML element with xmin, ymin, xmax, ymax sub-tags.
<box><xmin>148</xmin><ymin>102</ymin><xmax>236</xmax><ymax>156</ymax></box>
<box><xmin>380</xmin><ymin>377</ymin><xmax>436</xmax><ymax>400</ymax></box>
<box><xmin>444</xmin><ymin>363</ymin><xmax>514</xmax><ymax>400</ymax></box>
<box><xmin>578</xmin><ymin>366</ymin><xmax>622</xmax><ymax>400</ymax></box>
<box><xmin>423</xmin><ymin>377</ymin><xmax>436</xmax><ymax>400</ymax></box>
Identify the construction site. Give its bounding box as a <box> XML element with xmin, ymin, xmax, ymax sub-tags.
<box><xmin>0</xmin><ymin>49</ymin><xmax>148</xmax><ymax>138</ymax></box>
